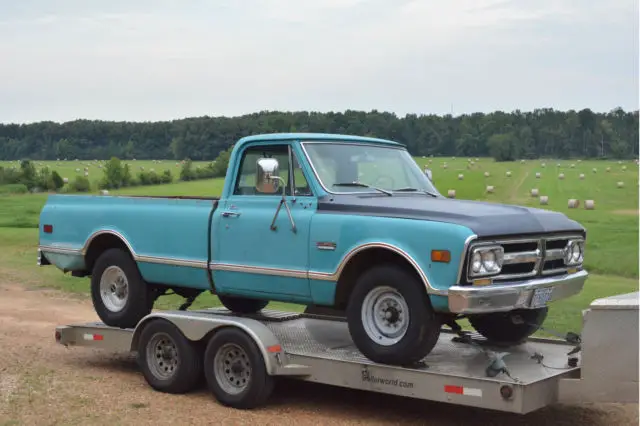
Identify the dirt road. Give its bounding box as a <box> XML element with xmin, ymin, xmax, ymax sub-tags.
<box><xmin>0</xmin><ymin>282</ymin><xmax>637</xmax><ymax>426</ymax></box>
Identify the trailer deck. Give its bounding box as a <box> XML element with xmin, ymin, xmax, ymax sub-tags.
<box><xmin>56</xmin><ymin>308</ymin><xmax>581</xmax><ymax>414</ymax></box>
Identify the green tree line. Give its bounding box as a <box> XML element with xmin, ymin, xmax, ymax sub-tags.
<box><xmin>0</xmin><ymin>108</ymin><xmax>637</xmax><ymax>161</ymax></box>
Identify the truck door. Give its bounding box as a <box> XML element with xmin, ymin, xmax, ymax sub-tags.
<box><xmin>211</xmin><ymin>143</ymin><xmax>315</xmax><ymax>301</ymax></box>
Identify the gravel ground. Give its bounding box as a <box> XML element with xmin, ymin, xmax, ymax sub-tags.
<box><xmin>0</xmin><ymin>282</ymin><xmax>637</xmax><ymax>426</ymax></box>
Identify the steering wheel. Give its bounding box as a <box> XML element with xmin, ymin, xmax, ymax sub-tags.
<box><xmin>373</xmin><ymin>174</ymin><xmax>395</xmax><ymax>189</ymax></box>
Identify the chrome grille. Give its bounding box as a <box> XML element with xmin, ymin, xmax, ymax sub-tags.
<box><xmin>465</xmin><ymin>235</ymin><xmax>584</xmax><ymax>283</ymax></box>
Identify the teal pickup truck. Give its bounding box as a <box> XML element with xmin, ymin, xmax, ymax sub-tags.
<box><xmin>37</xmin><ymin>133</ymin><xmax>588</xmax><ymax>366</ymax></box>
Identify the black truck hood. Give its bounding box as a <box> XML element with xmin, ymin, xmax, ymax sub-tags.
<box><xmin>317</xmin><ymin>194</ymin><xmax>585</xmax><ymax>238</ymax></box>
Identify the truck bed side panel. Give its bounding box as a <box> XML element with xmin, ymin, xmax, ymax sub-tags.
<box><xmin>39</xmin><ymin>195</ymin><xmax>216</xmax><ymax>289</ymax></box>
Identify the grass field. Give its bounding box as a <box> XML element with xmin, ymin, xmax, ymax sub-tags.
<box><xmin>0</xmin><ymin>156</ymin><xmax>638</xmax><ymax>336</ymax></box>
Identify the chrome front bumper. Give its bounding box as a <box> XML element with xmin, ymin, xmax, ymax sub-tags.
<box><xmin>447</xmin><ymin>269</ymin><xmax>588</xmax><ymax>314</ymax></box>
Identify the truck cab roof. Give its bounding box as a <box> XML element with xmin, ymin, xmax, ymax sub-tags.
<box><xmin>237</xmin><ymin>132</ymin><xmax>404</xmax><ymax>147</ymax></box>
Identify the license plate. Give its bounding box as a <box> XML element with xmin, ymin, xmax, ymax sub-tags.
<box><xmin>530</xmin><ymin>287</ymin><xmax>554</xmax><ymax>308</ymax></box>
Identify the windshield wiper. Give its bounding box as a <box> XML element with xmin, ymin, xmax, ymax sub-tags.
<box><xmin>333</xmin><ymin>182</ymin><xmax>393</xmax><ymax>196</ymax></box>
<box><xmin>393</xmin><ymin>187</ymin><xmax>439</xmax><ymax>198</ymax></box>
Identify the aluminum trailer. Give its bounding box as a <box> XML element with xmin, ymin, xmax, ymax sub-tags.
<box><xmin>55</xmin><ymin>292</ymin><xmax>639</xmax><ymax>413</ymax></box>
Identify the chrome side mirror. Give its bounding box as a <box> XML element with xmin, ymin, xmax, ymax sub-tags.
<box><xmin>256</xmin><ymin>157</ymin><xmax>284</xmax><ymax>194</ymax></box>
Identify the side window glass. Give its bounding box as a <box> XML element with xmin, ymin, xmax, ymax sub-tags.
<box><xmin>234</xmin><ymin>145</ymin><xmax>290</xmax><ymax>196</ymax></box>
<box><xmin>292</xmin><ymin>153</ymin><xmax>313</xmax><ymax>196</ymax></box>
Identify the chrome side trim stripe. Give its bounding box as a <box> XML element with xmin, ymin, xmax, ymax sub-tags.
<box><xmin>136</xmin><ymin>255</ymin><xmax>208</xmax><ymax>269</ymax></box>
<box><xmin>209</xmin><ymin>263</ymin><xmax>308</xmax><ymax>279</ymax></box>
<box><xmin>38</xmin><ymin>245</ymin><xmax>83</xmax><ymax>255</ymax></box>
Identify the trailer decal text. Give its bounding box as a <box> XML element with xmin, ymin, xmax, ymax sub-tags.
<box><xmin>361</xmin><ymin>370</ymin><xmax>414</xmax><ymax>389</ymax></box>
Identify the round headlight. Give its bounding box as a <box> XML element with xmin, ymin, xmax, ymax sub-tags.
<box><xmin>481</xmin><ymin>250</ymin><xmax>497</xmax><ymax>271</ymax></box>
<box><xmin>571</xmin><ymin>243</ymin><xmax>581</xmax><ymax>261</ymax></box>
<box><xmin>471</xmin><ymin>252</ymin><xmax>482</xmax><ymax>273</ymax></box>
<box><xmin>564</xmin><ymin>242</ymin><xmax>574</xmax><ymax>263</ymax></box>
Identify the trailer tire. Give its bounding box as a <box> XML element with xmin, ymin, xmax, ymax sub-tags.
<box><xmin>468</xmin><ymin>307</ymin><xmax>549</xmax><ymax>346</ymax></box>
<box><xmin>346</xmin><ymin>264</ymin><xmax>441</xmax><ymax>366</ymax></box>
<box><xmin>90</xmin><ymin>248</ymin><xmax>153</xmax><ymax>328</ymax></box>
<box><xmin>218</xmin><ymin>295</ymin><xmax>269</xmax><ymax>314</ymax></box>
<box><xmin>204</xmin><ymin>327</ymin><xmax>275</xmax><ymax>409</ymax></box>
<box><xmin>137</xmin><ymin>319</ymin><xmax>203</xmax><ymax>394</ymax></box>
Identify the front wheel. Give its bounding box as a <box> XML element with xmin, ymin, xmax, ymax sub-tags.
<box><xmin>218</xmin><ymin>295</ymin><xmax>269</xmax><ymax>314</ymax></box>
<box><xmin>346</xmin><ymin>265</ymin><xmax>441</xmax><ymax>366</ymax></box>
<box><xmin>468</xmin><ymin>307</ymin><xmax>549</xmax><ymax>346</ymax></box>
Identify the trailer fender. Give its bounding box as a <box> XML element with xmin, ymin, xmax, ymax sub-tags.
<box><xmin>131</xmin><ymin>311</ymin><xmax>287</xmax><ymax>375</ymax></box>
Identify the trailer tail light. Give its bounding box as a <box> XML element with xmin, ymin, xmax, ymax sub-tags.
<box><xmin>43</xmin><ymin>224</ymin><xmax>53</xmax><ymax>234</ymax></box>
<box><xmin>444</xmin><ymin>385</ymin><xmax>483</xmax><ymax>397</ymax></box>
<box><xmin>267</xmin><ymin>344</ymin><xmax>282</xmax><ymax>353</ymax></box>
<box><xmin>83</xmin><ymin>333</ymin><xmax>104</xmax><ymax>341</ymax></box>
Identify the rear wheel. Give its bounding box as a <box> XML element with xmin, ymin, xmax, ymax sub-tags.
<box><xmin>90</xmin><ymin>248</ymin><xmax>153</xmax><ymax>328</ymax></box>
<box><xmin>346</xmin><ymin>264</ymin><xmax>441</xmax><ymax>366</ymax></box>
<box><xmin>137</xmin><ymin>319</ymin><xmax>203</xmax><ymax>394</ymax></box>
<box><xmin>218</xmin><ymin>295</ymin><xmax>269</xmax><ymax>314</ymax></box>
<box><xmin>468</xmin><ymin>307</ymin><xmax>549</xmax><ymax>346</ymax></box>
<box><xmin>203</xmin><ymin>327</ymin><xmax>275</xmax><ymax>409</ymax></box>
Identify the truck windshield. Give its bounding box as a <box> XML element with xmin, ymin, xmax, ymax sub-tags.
<box><xmin>302</xmin><ymin>142</ymin><xmax>440</xmax><ymax>195</ymax></box>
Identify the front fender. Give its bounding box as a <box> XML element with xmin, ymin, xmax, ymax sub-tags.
<box><xmin>308</xmin><ymin>213</ymin><xmax>476</xmax><ymax>295</ymax></box>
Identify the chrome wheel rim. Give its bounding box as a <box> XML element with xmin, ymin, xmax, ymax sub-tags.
<box><xmin>99</xmin><ymin>265</ymin><xmax>129</xmax><ymax>312</ymax></box>
<box><xmin>146</xmin><ymin>332</ymin><xmax>179</xmax><ymax>380</ymax></box>
<box><xmin>214</xmin><ymin>343</ymin><xmax>252</xmax><ymax>395</ymax></box>
<box><xmin>361</xmin><ymin>285</ymin><xmax>410</xmax><ymax>346</ymax></box>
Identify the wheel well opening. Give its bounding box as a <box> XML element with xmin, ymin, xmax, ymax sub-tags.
<box><xmin>333</xmin><ymin>248</ymin><xmax>424</xmax><ymax>310</ymax></box>
<box><xmin>85</xmin><ymin>233</ymin><xmax>132</xmax><ymax>273</ymax></box>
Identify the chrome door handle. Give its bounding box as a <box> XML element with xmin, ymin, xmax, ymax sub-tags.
<box><xmin>222</xmin><ymin>211</ymin><xmax>241</xmax><ymax>218</ymax></box>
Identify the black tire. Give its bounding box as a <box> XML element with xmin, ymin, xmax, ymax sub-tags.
<box><xmin>90</xmin><ymin>248</ymin><xmax>153</xmax><ymax>328</ymax></box>
<box><xmin>137</xmin><ymin>319</ymin><xmax>203</xmax><ymax>394</ymax></box>
<box><xmin>218</xmin><ymin>295</ymin><xmax>269</xmax><ymax>314</ymax></box>
<box><xmin>346</xmin><ymin>264</ymin><xmax>441</xmax><ymax>366</ymax></box>
<box><xmin>203</xmin><ymin>327</ymin><xmax>275</xmax><ymax>409</ymax></box>
<box><xmin>468</xmin><ymin>307</ymin><xmax>549</xmax><ymax>346</ymax></box>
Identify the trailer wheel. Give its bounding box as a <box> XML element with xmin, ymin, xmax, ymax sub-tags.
<box><xmin>347</xmin><ymin>264</ymin><xmax>441</xmax><ymax>366</ymax></box>
<box><xmin>218</xmin><ymin>295</ymin><xmax>269</xmax><ymax>314</ymax></box>
<box><xmin>203</xmin><ymin>327</ymin><xmax>274</xmax><ymax>409</ymax></box>
<box><xmin>91</xmin><ymin>248</ymin><xmax>153</xmax><ymax>328</ymax></box>
<box><xmin>137</xmin><ymin>319</ymin><xmax>203</xmax><ymax>394</ymax></box>
<box><xmin>468</xmin><ymin>307</ymin><xmax>549</xmax><ymax>346</ymax></box>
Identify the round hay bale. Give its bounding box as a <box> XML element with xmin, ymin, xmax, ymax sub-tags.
<box><xmin>568</xmin><ymin>199</ymin><xmax>580</xmax><ymax>209</ymax></box>
<box><xmin>558</xmin><ymin>173</ymin><xmax>565</xmax><ymax>179</ymax></box>
<box><xmin>429</xmin><ymin>159</ymin><xmax>433</xmax><ymax>163</ymax></box>
<box><xmin>470</xmin><ymin>161</ymin><xmax>475</xmax><ymax>166</ymax></box>
<box><xmin>447</xmin><ymin>189</ymin><xmax>456</xmax><ymax>198</ymax></box>
<box><xmin>458</xmin><ymin>174</ymin><xmax>464</xmax><ymax>180</ymax></box>
<box><xmin>75</xmin><ymin>168</ymin><xmax>80</xmax><ymax>172</ymax></box>
<box><xmin>520</xmin><ymin>159</ymin><xmax>525</xmax><ymax>163</ymax></box>
<box><xmin>577</xmin><ymin>159</ymin><xmax>582</xmax><ymax>163</ymax></box>
<box><xmin>100</xmin><ymin>190</ymin><xmax>109</xmax><ymax>196</ymax></box>
<box><xmin>617</xmin><ymin>181</ymin><xmax>624</xmax><ymax>188</ymax></box>
<box><xmin>475</xmin><ymin>158</ymin><xmax>479</xmax><ymax>161</ymax></box>
<box><xmin>622</xmin><ymin>166</ymin><xmax>627</xmax><ymax>171</ymax></box>
<box><xmin>556</xmin><ymin>163</ymin><xmax>561</xmax><ymax>167</ymax></box>
<box><xmin>570</xmin><ymin>163</ymin><xmax>575</xmax><ymax>168</ymax></box>
<box><xmin>584</xmin><ymin>200</ymin><xmax>595</xmax><ymax>210</ymax></box>
<box><xmin>618</xmin><ymin>160</ymin><xmax>622</xmax><ymax>164</ymax></box>
<box><xmin>606</xmin><ymin>167</ymin><xmax>611</xmax><ymax>172</ymax></box>
<box><xmin>579</xmin><ymin>173</ymin><xmax>585</xmax><ymax>180</ymax></box>
<box><xmin>541</xmin><ymin>163</ymin><xmax>546</xmax><ymax>168</ymax></box>
<box><xmin>443</xmin><ymin>164</ymin><xmax>448</xmax><ymax>169</ymax></box>
<box><xmin>531</xmin><ymin>188</ymin><xmax>539</xmax><ymax>197</ymax></box>
<box><xmin>506</xmin><ymin>171</ymin><xmax>512</xmax><ymax>177</ymax></box>
<box><xmin>484</xmin><ymin>172</ymin><xmax>490</xmax><ymax>177</ymax></box>
<box><xmin>592</xmin><ymin>168</ymin><xmax>597</xmax><ymax>173</ymax></box>
<box><xmin>62</xmin><ymin>177</ymin><xmax>69</xmax><ymax>184</ymax></box>
<box><xmin>486</xmin><ymin>185</ymin><xmax>494</xmax><ymax>193</ymax></box>
<box><xmin>535</xmin><ymin>172</ymin><xmax>541</xmax><ymax>179</ymax></box>
<box><xmin>84</xmin><ymin>171</ymin><xmax>89</xmax><ymax>177</ymax></box>
<box><xmin>539</xmin><ymin>195</ymin><xmax>549</xmax><ymax>205</ymax></box>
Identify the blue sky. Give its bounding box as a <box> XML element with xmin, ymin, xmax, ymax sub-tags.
<box><xmin>0</xmin><ymin>0</ymin><xmax>637</xmax><ymax>123</ymax></box>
